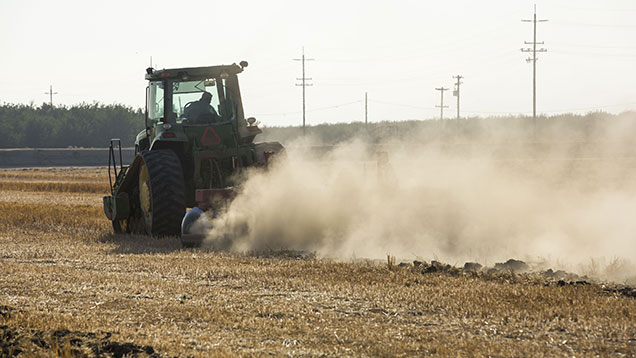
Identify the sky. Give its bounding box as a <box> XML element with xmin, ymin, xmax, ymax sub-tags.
<box><xmin>1</xmin><ymin>0</ymin><xmax>635</xmax><ymax>126</ymax></box>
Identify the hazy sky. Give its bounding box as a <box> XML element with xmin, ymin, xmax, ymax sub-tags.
<box><xmin>1</xmin><ymin>0</ymin><xmax>635</xmax><ymax>126</ymax></box>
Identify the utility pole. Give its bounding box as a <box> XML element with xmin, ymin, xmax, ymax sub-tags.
<box><xmin>452</xmin><ymin>75</ymin><xmax>463</xmax><ymax>120</ymax></box>
<box><xmin>521</xmin><ymin>4</ymin><xmax>548</xmax><ymax>126</ymax></box>
<box><xmin>364</xmin><ymin>92</ymin><xmax>368</xmax><ymax>130</ymax></box>
<box><xmin>294</xmin><ymin>47</ymin><xmax>314</xmax><ymax>136</ymax></box>
<box><xmin>44</xmin><ymin>85</ymin><xmax>58</xmax><ymax>106</ymax></box>
<box><xmin>435</xmin><ymin>87</ymin><xmax>449</xmax><ymax>120</ymax></box>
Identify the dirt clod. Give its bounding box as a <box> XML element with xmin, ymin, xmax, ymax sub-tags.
<box><xmin>97</xmin><ymin>341</ymin><xmax>156</xmax><ymax>358</ymax></box>
<box><xmin>0</xmin><ymin>306</ymin><xmax>12</xmax><ymax>319</ymax></box>
<box><xmin>604</xmin><ymin>285</ymin><xmax>636</xmax><ymax>299</ymax></box>
<box><xmin>420</xmin><ymin>260</ymin><xmax>459</xmax><ymax>276</ymax></box>
<box><xmin>463</xmin><ymin>262</ymin><xmax>483</xmax><ymax>272</ymax></box>
<box><xmin>494</xmin><ymin>259</ymin><xmax>529</xmax><ymax>273</ymax></box>
<box><xmin>0</xmin><ymin>323</ymin><xmax>163</xmax><ymax>358</ymax></box>
<box><xmin>543</xmin><ymin>268</ymin><xmax>583</xmax><ymax>281</ymax></box>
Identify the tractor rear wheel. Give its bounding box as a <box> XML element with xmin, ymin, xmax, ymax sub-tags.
<box><xmin>138</xmin><ymin>150</ymin><xmax>186</xmax><ymax>236</ymax></box>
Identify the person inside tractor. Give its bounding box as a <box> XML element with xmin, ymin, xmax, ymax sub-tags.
<box><xmin>182</xmin><ymin>92</ymin><xmax>220</xmax><ymax>123</ymax></box>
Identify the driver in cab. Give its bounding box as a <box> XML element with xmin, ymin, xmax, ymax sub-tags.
<box><xmin>183</xmin><ymin>92</ymin><xmax>220</xmax><ymax>123</ymax></box>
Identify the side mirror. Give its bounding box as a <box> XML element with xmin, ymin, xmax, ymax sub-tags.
<box><xmin>247</xmin><ymin>117</ymin><xmax>256</xmax><ymax>126</ymax></box>
<box><xmin>239</xmin><ymin>61</ymin><xmax>248</xmax><ymax>69</ymax></box>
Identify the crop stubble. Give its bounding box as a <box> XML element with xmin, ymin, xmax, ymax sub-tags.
<box><xmin>0</xmin><ymin>167</ymin><xmax>635</xmax><ymax>357</ymax></box>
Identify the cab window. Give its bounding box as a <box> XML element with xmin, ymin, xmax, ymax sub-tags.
<box><xmin>148</xmin><ymin>81</ymin><xmax>164</xmax><ymax>121</ymax></box>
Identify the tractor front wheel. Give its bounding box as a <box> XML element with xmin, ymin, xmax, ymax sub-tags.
<box><xmin>138</xmin><ymin>150</ymin><xmax>186</xmax><ymax>236</ymax></box>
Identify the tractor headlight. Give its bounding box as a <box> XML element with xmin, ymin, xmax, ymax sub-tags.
<box><xmin>162</xmin><ymin>123</ymin><xmax>172</xmax><ymax>130</ymax></box>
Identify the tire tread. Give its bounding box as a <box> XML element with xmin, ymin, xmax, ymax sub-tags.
<box><xmin>141</xmin><ymin>150</ymin><xmax>186</xmax><ymax>236</ymax></box>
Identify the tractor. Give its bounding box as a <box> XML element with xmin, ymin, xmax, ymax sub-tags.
<box><xmin>103</xmin><ymin>61</ymin><xmax>284</xmax><ymax>246</ymax></box>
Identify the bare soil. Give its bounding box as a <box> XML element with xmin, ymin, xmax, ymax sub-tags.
<box><xmin>0</xmin><ymin>167</ymin><xmax>635</xmax><ymax>357</ymax></box>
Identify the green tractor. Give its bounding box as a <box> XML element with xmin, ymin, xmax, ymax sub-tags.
<box><xmin>103</xmin><ymin>61</ymin><xmax>284</xmax><ymax>246</ymax></box>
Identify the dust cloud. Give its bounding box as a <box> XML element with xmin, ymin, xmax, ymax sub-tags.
<box><xmin>203</xmin><ymin>128</ymin><xmax>636</xmax><ymax>282</ymax></box>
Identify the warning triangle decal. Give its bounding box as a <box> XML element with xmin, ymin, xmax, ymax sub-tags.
<box><xmin>200</xmin><ymin>126</ymin><xmax>222</xmax><ymax>146</ymax></box>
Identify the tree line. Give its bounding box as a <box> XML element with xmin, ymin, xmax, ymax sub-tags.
<box><xmin>260</xmin><ymin>111</ymin><xmax>636</xmax><ymax>146</ymax></box>
<box><xmin>1</xmin><ymin>102</ymin><xmax>634</xmax><ymax>148</ymax></box>
<box><xmin>0</xmin><ymin>103</ymin><xmax>143</xmax><ymax>148</ymax></box>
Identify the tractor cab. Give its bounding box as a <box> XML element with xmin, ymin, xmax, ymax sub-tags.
<box><xmin>147</xmin><ymin>69</ymin><xmax>236</xmax><ymax>125</ymax></box>
<box><xmin>136</xmin><ymin>62</ymin><xmax>261</xmax><ymax>153</ymax></box>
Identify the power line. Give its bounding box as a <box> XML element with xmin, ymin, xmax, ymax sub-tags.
<box><xmin>461</xmin><ymin>110</ymin><xmax>526</xmax><ymax>115</ymax></box>
<box><xmin>539</xmin><ymin>102</ymin><xmax>636</xmax><ymax>113</ymax></box>
<box><xmin>521</xmin><ymin>4</ymin><xmax>548</xmax><ymax>134</ymax></box>
<box><xmin>552</xmin><ymin>43</ymin><xmax>636</xmax><ymax>50</ymax></box>
<box><xmin>550</xmin><ymin>50</ymin><xmax>636</xmax><ymax>59</ymax></box>
<box><xmin>254</xmin><ymin>100</ymin><xmax>362</xmax><ymax>116</ymax></box>
<box><xmin>552</xmin><ymin>6</ymin><xmax>636</xmax><ymax>13</ymax></box>
<box><xmin>435</xmin><ymin>87</ymin><xmax>449</xmax><ymax>120</ymax></box>
<box><xmin>293</xmin><ymin>47</ymin><xmax>314</xmax><ymax>135</ymax></box>
<box><xmin>368</xmin><ymin>99</ymin><xmax>433</xmax><ymax>110</ymax></box>
<box><xmin>552</xmin><ymin>21</ymin><xmax>636</xmax><ymax>28</ymax></box>
<box><xmin>44</xmin><ymin>85</ymin><xmax>58</xmax><ymax>106</ymax></box>
<box><xmin>251</xmin><ymin>100</ymin><xmax>635</xmax><ymax>121</ymax></box>
<box><xmin>304</xmin><ymin>100</ymin><xmax>362</xmax><ymax>113</ymax></box>
<box><xmin>462</xmin><ymin>102</ymin><xmax>636</xmax><ymax>115</ymax></box>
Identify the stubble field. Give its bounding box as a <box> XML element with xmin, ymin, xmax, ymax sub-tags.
<box><xmin>1</xmin><ymin>167</ymin><xmax>635</xmax><ymax>357</ymax></box>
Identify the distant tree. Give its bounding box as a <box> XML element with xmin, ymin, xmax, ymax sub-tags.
<box><xmin>0</xmin><ymin>102</ymin><xmax>143</xmax><ymax>148</ymax></box>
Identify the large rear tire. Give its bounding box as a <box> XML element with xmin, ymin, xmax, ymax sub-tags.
<box><xmin>138</xmin><ymin>150</ymin><xmax>186</xmax><ymax>236</ymax></box>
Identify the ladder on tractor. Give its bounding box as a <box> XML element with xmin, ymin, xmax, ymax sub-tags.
<box><xmin>107</xmin><ymin>139</ymin><xmax>128</xmax><ymax>195</ymax></box>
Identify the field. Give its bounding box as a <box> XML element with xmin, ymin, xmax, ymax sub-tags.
<box><xmin>1</xmin><ymin>167</ymin><xmax>636</xmax><ymax>357</ymax></box>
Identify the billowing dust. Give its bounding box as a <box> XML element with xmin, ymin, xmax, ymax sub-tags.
<box><xmin>202</xmin><ymin>133</ymin><xmax>636</xmax><ymax>282</ymax></box>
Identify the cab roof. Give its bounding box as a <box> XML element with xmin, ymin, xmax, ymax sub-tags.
<box><xmin>145</xmin><ymin>63</ymin><xmax>245</xmax><ymax>81</ymax></box>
